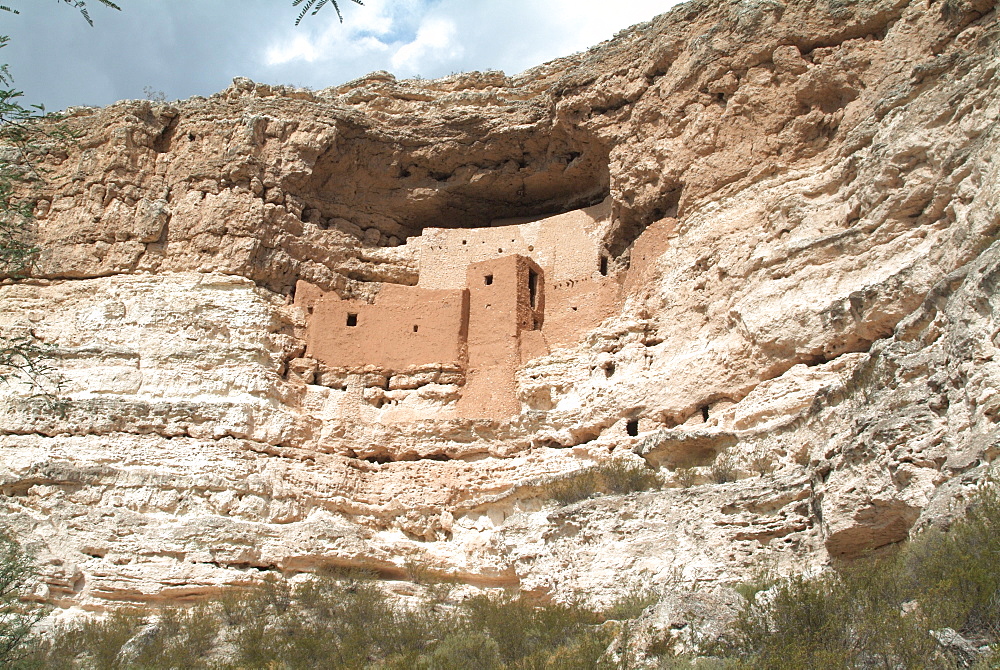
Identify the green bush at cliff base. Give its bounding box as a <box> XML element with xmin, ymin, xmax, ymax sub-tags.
<box><xmin>904</xmin><ymin>484</ymin><xmax>1000</xmax><ymax>640</ymax></box>
<box><xmin>0</xmin><ymin>530</ymin><xmax>45</xmax><ymax>669</ymax></box>
<box><xmin>30</xmin><ymin>575</ymin><xmax>640</xmax><ymax>669</ymax></box>
<box><xmin>39</xmin><ymin>606</ymin><xmax>218</xmax><ymax>670</ymax></box>
<box><xmin>717</xmin><ymin>480</ymin><xmax>1000</xmax><ymax>668</ymax></box>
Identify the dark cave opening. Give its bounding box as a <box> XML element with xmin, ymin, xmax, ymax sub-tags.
<box><xmin>294</xmin><ymin>126</ymin><xmax>611</xmax><ymax>242</ymax></box>
<box><xmin>604</xmin><ymin>185</ymin><xmax>682</xmax><ymax>261</ymax></box>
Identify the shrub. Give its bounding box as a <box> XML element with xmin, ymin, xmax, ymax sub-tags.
<box><xmin>724</xmin><ymin>558</ymin><xmax>938</xmax><ymax>669</ymax></box>
<box><xmin>747</xmin><ymin>447</ymin><xmax>773</xmax><ymax>477</ymax></box>
<box><xmin>40</xmin><ymin>608</ymin><xmax>148</xmax><ymax>670</ymax></box>
<box><xmin>0</xmin><ymin>530</ymin><xmax>44</xmax><ymax>669</ymax></box>
<box><xmin>547</xmin><ymin>470</ymin><xmax>603</xmax><ymax>505</ymax></box>
<box><xmin>422</xmin><ymin>630</ymin><xmax>502</xmax><ymax>669</ymax></box>
<box><xmin>602</xmin><ymin>587</ymin><xmax>659</xmax><ymax>621</ymax></box>
<box><xmin>32</xmin><ymin>570</ymin><xmax>646</xmax><ymax>668</ymax></box>
<box><xmin>546</xmin><ymin>459</ymin><xmax>660</xmax><ymax>505</ymax></box>
<box><xmin>38</xmin><ymin>577</ymin><xmax>439</xmax><ymax>670</ymax></box>
<box><xmin>674</xmin><ymin>467</ymin><xmax>697</xmax><ymax>488</ymax></box>
<box><xmin>229</xmin><ymin>576</ymin><xmax>424</xmax><ymax>670</ymax></box>
<box><xmin>458</xmin><ymin>592</ymin><xmax>609</xmax><ymax>668</ymax></box>
<box><xmin>715</xmin><ymin>478</ymin><xmax>1000</xmax><ymax>668</ymax></box>
<box><xmin>601</xmin><ymin>458</ymin><xmax>661</xmax><ymax>496</ymax></box>
<box><xmin>901</xmin><ymin>481</ymin><xmax>1000</xmax><ymax>639</ymax></box>
<box><xmin>708</xmin><ymin>452</ymin><xmax>738</xmax><ymax>484</ymax></box>
<box><xmin>727</xmin><ymin>573</ymin><xmax>851</xmax><ymax>668</ymax></box>
<box><xmin>730</xmin><ymin>562</ymin><xmax>776</xmax><ymax>604</ymax></box>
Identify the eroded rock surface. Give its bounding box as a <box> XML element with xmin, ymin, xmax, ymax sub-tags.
<box><xmin>1</xmin><ymin>0</ymin><xmax>998</xmax><ymax>624</ymax></box>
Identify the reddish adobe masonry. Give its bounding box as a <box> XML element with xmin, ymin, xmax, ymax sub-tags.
<box><xmin>294</xmin><ymin>204</ymin><xmax>676</xmax><ymax>420</ymax></box>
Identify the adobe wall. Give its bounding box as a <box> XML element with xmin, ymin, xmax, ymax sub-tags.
<box><xmin>463</xmin><ymin>255</ymin><xmax>544</xmax><ymax>353</ymax></box>
<box><xmin>414</xmin><ymin>198</ymin><xmax>610</xmax><ymax>290</ymax></box>
<box><xmin>300</xmin><ymin>281</ymin><xmax>468</xmax><ymax>370</ymax></box>
<box><xmin>459</xmin><ymin>255</ymin><xmax>544</xmax><ymax>419</ymax></box>
<box><xmin>542</xmin><ymin>276</ymin><xmax>621</xmax><ymax>349</ymax></box>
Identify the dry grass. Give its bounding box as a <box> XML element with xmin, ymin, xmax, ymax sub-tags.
<box><xmin>544</xmin><ymin>459</ymin><xmax>661</xmax><ymax>505</ymax></box>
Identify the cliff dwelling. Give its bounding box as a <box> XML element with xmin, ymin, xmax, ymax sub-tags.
<box><xmin>2</xmin><ymin>0</ymin><xmax>999</xmax><ymax>661</ymax></box>
<box><xmin>293</xmin><ymin>197</ymin><xmax>674</xmax><ymax>421</ymax></box>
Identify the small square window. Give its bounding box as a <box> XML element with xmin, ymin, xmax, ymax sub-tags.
<box><xmin>484</xmin><ymin>274</ymin><xmax>494</xmax><ymax>285</ymax></box>
<box><xmin>346</xmin><ymin>313</ymin><xmax>358</xmax><ymax>327</ymax></box>
<box><xmin>413</xmin><ymin>325</ymin><xmax>419</xmax><ymax>333</ymax></box>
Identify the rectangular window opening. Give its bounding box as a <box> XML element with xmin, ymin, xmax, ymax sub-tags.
<box><xmin>528</xmin><ymin>269</ymin><xmax>538</xmax><ymax>308</ymax></box>
<box><xmin>346</xmin><ymin>313</ymin><xmax>358</xmax><ymax>327</ymax></box>
<box><xmin>413</xmin><ymin>325</ymin><xmax>419</xmax><ymax>333</ymax></box>
<box><xmin>484</xmin><ymin>274</ymin><xmax>494</xmax><ymax>286</ymax></box>
<box><xmin>599</xmin><ymin>256</ymin><xmax>609</xmax><ymax>276</ymax></box>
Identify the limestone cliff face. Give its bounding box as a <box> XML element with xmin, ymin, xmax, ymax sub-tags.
<box><xmin>1</xmin><ymin>0</ymin><xmax>998</xmax><ymax>622</ymax></box>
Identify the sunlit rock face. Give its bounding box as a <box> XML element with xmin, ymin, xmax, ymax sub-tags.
<box><xmin>1</xmin><ymin>0</ymin><xmax>998</xmax><ymax>619</ymax></box>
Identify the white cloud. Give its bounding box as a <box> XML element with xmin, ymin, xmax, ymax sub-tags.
<box><xmin>262</xmin><ymin>0</ymin><xmax>404</xmax><ymax>68</ymax></box>
<box><xmin>260</xmin><ymin>0</ymin><xmax>683</xmax><ymax>86</ymax></box>
<box><xmin>390</xmin><ymin>17</ymin><xmax>462</xmax><ymax>75</ymax></box>
<box><xmin>440</xmin><ymin>0</ymin><xmax>683</xmax><ymax>75</ymax></box>
<box><xmin>6</xmin><ymin>0</ymin><xmax>687</xmax><ymax>111</ymax></box>
<box><xmin>266</xmin><ymin>34</ymin><xmax>322</xmax><ymax>65</ymax></box>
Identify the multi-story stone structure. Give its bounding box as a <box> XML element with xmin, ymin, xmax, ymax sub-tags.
<box><xmin>293</xmin><ymin>198</ymin><xmax>671</xmax><ymax>420</ymax></box>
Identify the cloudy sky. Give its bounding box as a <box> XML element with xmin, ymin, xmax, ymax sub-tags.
<box><xmin>2</xmin><ymin>1</ymin><xmax>683</xmax><ymax>112</ymax></box>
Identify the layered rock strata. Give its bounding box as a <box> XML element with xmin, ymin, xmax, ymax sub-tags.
<box><xmin>0</xmin><ymin>0</ymin><xmax>997</xmax><ymax>624</ymax></box>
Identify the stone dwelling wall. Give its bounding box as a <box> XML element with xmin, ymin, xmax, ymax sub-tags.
<box><xmin>293</xmin><ymin>200</ymin><xmax>661</xmax><ymax>418</ymax></box>
<box><xmin>297</xmin><ymin>254</ymin><xmax>545</xmax><ymax>419</ymax></box>
<box><xmin>415</xmin><ymin>199</ymin><xmax>611</xmax><ymax>290</ymax></box>
<box><xmin>303</xmin><ymin>283</ymin><xmax>469</xmax><ymax>370</ymax></box>
<box><xmin>458</xmin><ymin>255</ymin><xmax>545</xmax><ymax>418</ymax></box>
<box><xmin>540</xmin><ymin>217</ymin><xmax>676</xmax><ymax>349</ymax></box>
<box><xmin>542</xmin><ymin>276</ymin><xmax>621</xmax><ymax>349</ymax></box>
